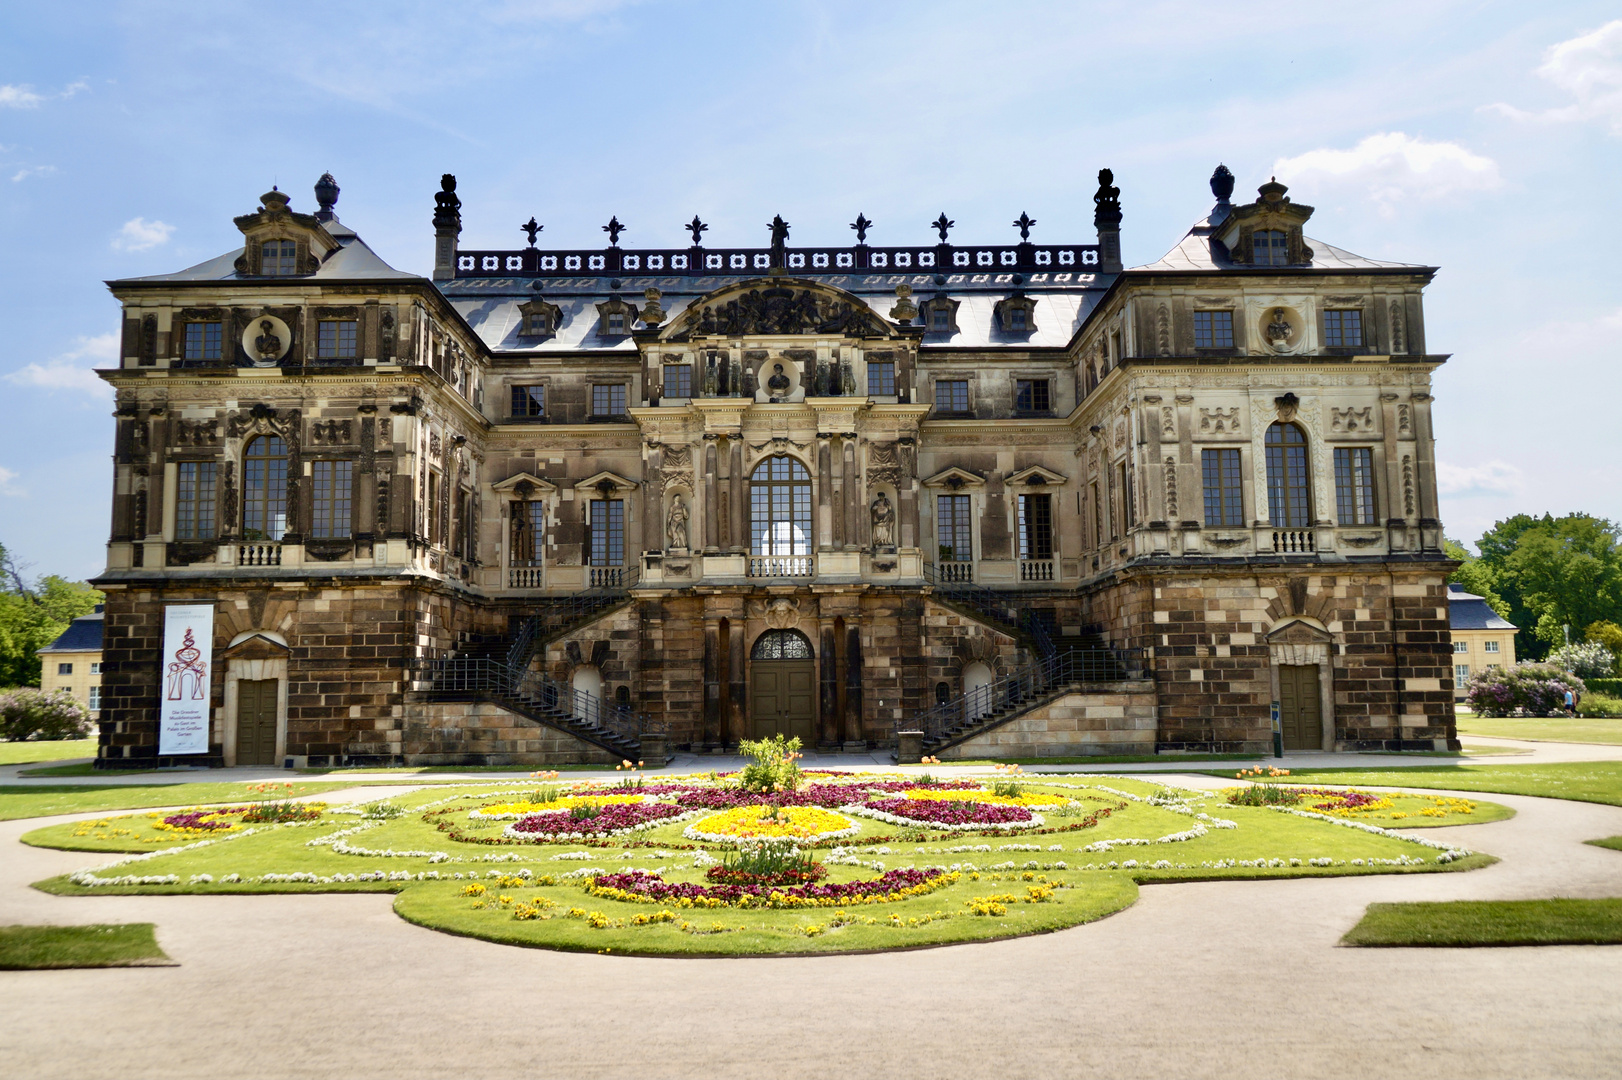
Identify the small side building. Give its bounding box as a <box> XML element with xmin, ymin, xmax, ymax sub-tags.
<box><xmin>35</xmin><ymin>606</ymin><xmax>106</xmax><ymax>717</ymax></box>
<box><xmin>1447</xmin><ymin>585</ymin><xmax>1516</xmax><ymax>700</ymax></box>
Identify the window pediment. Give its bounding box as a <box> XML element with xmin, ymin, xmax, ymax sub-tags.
<box><xmin>492</xmin><ymin>472</ymin><xmax>558</xmax><ymax>498</ymax></box>
<box><xmin>1005</xmin><ymin>464</ymin><xmax>1067</xmax><ymax>487</ymax></box>
<box><xmin>1216</xmin><ymin>180</ymin><xmax>1316</xmax><ymax>267</ymax></box>
<box><xmin>232</xmin><ymin>188</ymin><xmax>339</xmax><ymax>277</ymax></box>
<box><xmin>923</xmin><ymin>466</ymin><xmax>986</xmax><ymax>490</ymax></box>
<box><xmin>573</xmin><ymin>470</ymin><xmax>638</xmax><ymax>495</ymax></box>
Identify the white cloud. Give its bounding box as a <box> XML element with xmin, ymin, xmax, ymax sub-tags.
<box><xmin>1272</xmin><ymin>133</ymin><xmax>1502</xmax><ymax>215</ymax></box>
<box><xmin>111</xmin><ymin>217</ymin><xmax>174</xmax><ymax>252</ymax></box>
<box><xmin>1437</xmin><ymin>460</ymin><xmax>1523</xmax><ymax>498</ymax></box>
<box><xmin>0</xmin><ymin>466</ymin><xmax>24</xmax><ymax>497</ymax></box>
<box><xmin>10</xmin><ymin>165</ymin><xmax>57</xmax><ymax>183</ymax></box>
<box><xmin>1488</xmin><ymin>20</ymin><xmax>1622</xmax><ymax>134</ymax></box>
<box><xmin>4</xmin><ymin>333</ymin><xmax>119</xmax><ymax>398</ymax></box>
<box><xmin>0</xmin><ymin>85</ymin><xmax>44</xmax><ymax>108</ymax></box>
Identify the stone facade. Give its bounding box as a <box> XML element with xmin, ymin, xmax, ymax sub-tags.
<box><xmin>89</xmin><ymin>166</ymin><xmax>1458</xmax><ymax>768</ymax></box>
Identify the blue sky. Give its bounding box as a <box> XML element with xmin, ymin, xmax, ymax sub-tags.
<box><xmin>1</xmin><ymin>1</ymin><xmax>1618</xmax><ymax>580</ymax></box>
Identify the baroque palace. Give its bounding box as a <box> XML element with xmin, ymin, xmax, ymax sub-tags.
<box><xmin>92</xmin><ymin>166</ymin><xmax>1457</xmax><ymax>768</ymax></box>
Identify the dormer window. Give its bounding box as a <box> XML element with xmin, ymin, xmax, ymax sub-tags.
<box><xmin>261</xmin><ymin>239</ymin><xmax>297</xmax><ymax>276</ymax></box>
<box><xmin>595</xmin><ymin>296</ymin><xmax>638</xmax><ymax>339</ymax></box>
<box><xmin>992</xmin><ymin>295</ymin><xmax>1038</xmax><ymax>334</ymax></box>
<box><xmin>517</xmin><ymin>298</ymin><xmax>561</xmax><ymax>338</ymax></box>
<box><xmin>920</xmin><ymin>295</ymin><xmax>960</xmax><ymax>334</ymax></box>
<box><xmin>1009</xmin><ymin>308</ymin><xmax>1028</xmax><ymax>331</ymax></box>
<box><xmin>1252</xmin><ymin>230</ymin><xmax>1288</xmax><ymax>266</ymax></box>
<box><xmin>930</xmin><ymin>307</ymin><xmax>951</xmax><ymax>330</ymax></box>
<box><xmin>607</xmin><ymin>312</ymin><xmax>626</xmax><ymax>334</ymax></box>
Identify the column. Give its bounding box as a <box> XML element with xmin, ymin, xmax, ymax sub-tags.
<box><xmin>817</xmin><ymin>435</ymin><xmax>834</xmax><ymax>551</ymax></box>
<box><xmin>728</xmin><ymin>619</ymin><xmax>747</xmax><ymax>744</ymax></box>
<box><xmin>842</xmin><ymin>438</ymin><xmax>860</xmax><ymax>550</ymax></box>
<box><xmin>702</xmin><ymin>435</ymin><xmax>719</xmax><ymax>552</ymax></box>
<box><xmin>702</xmin><ymin>614</ymin><xmax>722</xmax><ymax>747</ymax></box>
<box><xmin>845</xmin><ymin>624</ymin><xmax>864</xmax><ymax>744</ymax></box>
<box><xmin>728</xmin><ymin>439</ymin><xmax>745</xmax><ymax>552</ymax></box>
<box><xmin>819</xmin><ymin>622</ymin><xmax>839</xmax><ymax>746</ymax></box>
<box><xmin>643</xmin><ymin>442</ymin><xmax>663</xmax><ymax>553</ymax></box>
<box><xmin>897</xmin><ymin>436</ymin><xmax>919</xmax><ymax>550</ymax></box>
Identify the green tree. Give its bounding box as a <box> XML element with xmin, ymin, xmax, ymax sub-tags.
<box><xmin>0</xmin><ymin>543</ymin><xmax>103</xmax><ymax>689</ymax></box>
<box><xmin>1444</xmin><ymin>537</ymin><xmax>1511</xmax><ymax>621</ymax></box>
<box><xmin>1508</xmin><ymin>516</ymin><xmax>1622</xmax><ymax>650</ymax></box>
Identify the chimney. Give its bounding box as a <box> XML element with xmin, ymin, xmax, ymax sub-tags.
<box><xmin>432</xmin><ymin>173</ymin><xmax>462</xmax><ymax>282</ymax></box>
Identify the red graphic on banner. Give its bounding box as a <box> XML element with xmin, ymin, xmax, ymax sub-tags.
<box><xmin>165</xmin><ymin>627</ymin><xmax>208</xmax><ymax>701</ymax></box>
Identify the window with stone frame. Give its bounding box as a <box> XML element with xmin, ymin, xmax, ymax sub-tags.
<box><xmin>1324</xmin><ymin>309</ymin><xmax>1363</xmax><ymax>348</ymax></box>
<box><xmin>1333</xmin><ymin>446</ymin><xmax>1377</xmax><ymax>525</ymax></box>
<box><xmin>1090</xmin><ymin>481</ymin><xmax>1103</xmax><ymax>548</ymax></box>
<box><xmin>1120</xmin><ymin>461</ymin><xmax>1134</xmax><ymax>528</ymax></box>
<box><xmin>317</xmin><ymin>320</ymin><xmax>358</xmax><ymax>360</ymax></box>
<box><xmin>935</xmin><ymin>379</ymin><xmax>969</xmax><ymax>413</ymax></box>
<box><xmin>427</xmin><ymin>471</ymin><xmax>440</xmax><ymax>546</ymax></box>
<box><xmin>937</xmin><ymin>494</ymin><xmax>973</xmax><ymax>563</ymax></box>
<box><xmin>311</xmin><ymin>459</ymin><xmax>353</xmax><ymax>539</ymax></box>
<box><xmin>1201</xmin><ymin>447</ymin><xmax>1244</xmax><ymax>526</ymax></box>
<box><xmin>1017</xmin><ymin>493</ymin><xmax>1053</xmax><ymax>560</ymax></box>
<box><xmin>511</xmin><ymin>500</ymin><xmax>545</xmax><ymax>566</ymax></box>
<box><xmin>930</xmin><ymin>306</ymin><xmax>951</xmax><ymax>330</ymax></box>
<box><xmin>242</xmin><ymin>436</ymin><xmax>288</xmax><ymax>541</ymax></box>
<box><xmin>1015</xmin><ymin>379</ymin><xmax>1051</xmax><ymax>414</ymax></box>
<box><xmin>511</xmin><ymin>384</ymin><xmax>546</xmax><ymax>418</ymax></box>
<box><xmin>183</xmin><ymin>321</ymin><xmax>223</xmax><ymax>361</ymax></box>
<box><xmin>1265</xmin><ymin>422</ymin><xmax>1312</xmax><ymax>527</ymax></box>
<box><xmin>995</xmin><ymin>296</ymin><xmax>1037</xmax><ymax>334</ymax></box>
<box><xmin>175</xmin><ymin>460</ymin><xmax>217</xmax><ymax>540</ymax></box>
<box><xmin>750</xmin><ymin>456</ymin><xmax>812</xmax><ymax>557</ymax></box>
<box><xmin>1193</xmin><ymin>310</ymin><xmax>1234</xmax><ymax>349</ymax></box>
<box><xmin>1252</xmin><ymin>230</ymin><xmax>1289</xmax><ymax>266</ymax></box>
<box><xmin>589</xmin><ymin>499</ymin><xmax>625</xmax><ymax>566</ymax></box>
<box><xmin>867</xmin><ymin>361</ymin><xmax>896</xmax><ymax>396</ymax></box>
<box><xmin>518</xmin><ymin>297</ymin><xmax>561</xmax><ymax>337</ymax></box>
<box><xmin>591</xmin><ymin>384</ymin><xmax>627</xmax><ymax>417</ymax></box>
<box><xmin>260</xmin><ymin>239</ymin><xmax>298</xmax><ymax>276</ymax></box>
<box><xmin>663</xmin><ymin>364</ymin><xmax>693</xmax><ymax>399</ymax></box>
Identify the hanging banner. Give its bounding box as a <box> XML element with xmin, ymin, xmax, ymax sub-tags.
<box><xmin>159</xmin><ymin>604</ymin><xmax>214</xmax><ymax>755</ymax></box>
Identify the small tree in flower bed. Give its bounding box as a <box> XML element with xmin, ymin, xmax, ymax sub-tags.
<box><xmin>736</xmin><ymin>734</ymin><xmax>804</xmax><ymax>793</ymax></box>
<box><xmin>707</xmin><ymin>841</ymin><xmax>828</xmax><ymax>887</ymax></box>
<box><xmin>1465</xmin><ymin>663</ymin><xmax>1584</xmax><ymax>717</ymax></box>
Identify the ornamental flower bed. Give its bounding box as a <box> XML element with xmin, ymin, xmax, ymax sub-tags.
<box><xmin>682</xmin><ymin>805</ymin><xmax>862</xmax><ymax>844</ymax></box>
<box><xmin>154</xmin><ymin>808</ymin><xmax>246</xmax><ymax>834</ymax></box>
<box><xmin>850</xmin><ymin>797</ymin><xmax>1043</xmax><ymax>831</ymax></box>
<box><xmin>899</xmin><ymin>789</ymin><xmax>1073</xmax><ymax>809</ymax></box>
<box><xmin>503</xmin><ymin>802</ymin><xmax>688</xmax><ymax>840</ymax></box>
<box><xmin>671</xmin><ymin>779</ymin><xmax>977</xmax><ymax>812</ymax></box>
<box><xmin>470</xmin><ymin>794</ymin><xmax>654</xmax><ymax>821</ymax></box>
<box><xmin>585</xmin><ymin>867</ymin><xmax>957</xmax><ymax>908</ymax></box>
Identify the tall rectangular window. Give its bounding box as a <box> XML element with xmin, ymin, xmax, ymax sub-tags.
<box><xmin>87</xmin><ymin>686</ymin><xmax>101</xmax><ymax>712</ymax></box>
<box><xmin>311</xmin><ymin>460</ymin><xmax>353</xmax><ymax>539</ymax></box>
<box><xmin>936</xmin><ymin>379</ymin><xmax>969</xmax><ymax>412</ymax></box>
<box><xmin>1455</xmin><ymin>664</ymin><xmax>1470</xmax><ymax>685</ymax></box>
<box><xmin>317</xmin><ymin>320</ymin><xmax>358</xmax><ymax>359</ymax></box>
<box><xmin>1090</xmin><ymin>482</ymin><xmax>1102</xmax><ymax>547</ymax></box>
<box><xmin>183</xmin><ymin>322</ymin><xmax>222</xmax><ymax>360</ymax></box>
<box><xmin>1324</xmin><ymin>309</ymin><xmax>1363</xmax><ymax>348</ymax></box>
<box><xmin>511</xmin><ymin>384</ymin><xmax>546</xmax><ymax>418</ymax></box>
<box><xmin>1120</xmin><ymin>461</ymin><xmax>1134</xmax><ymax>528</ymax></box>
<box><xmin>589</xmin><ymin>499</ymin><xmax>625</xmax><ymax>566</ymax></box>
<box><xmin>937</xmin><ymin>494</ymin><xmax>972</xmax><ymax>562</ymax></box>
<box><xmin>1015</xmin><ymin>379</ymin><xmax>1051</xmax><ymax>413</ymax></box>
<box><xmin>511</xmin><ymin>500</ymin><xmax>546</xmax><ymax>565</ymax></box>
<box><xmin>261</xmin><ymin>239</ymin><xmax>297</xmax><ymax>275</ymax></box>
<box><xmin>427</xmin><ymin>472</ymin><xmax>439</xmax><ymax>545</ymax></box>
<box><xmin>175</xmin><ymin>461</ymin><xmax>217</xmax><ymax>539</ymax></box>
<box><xmin>867</xmin><ymin>361</ymin><xmax>896</xmax><ymax>396</ymax></box>
<box><xmin>1017</xmin><ymin>493</ymin><xmax>1053</xmax><ymax>560</ymax></box>
<box><xmin>591</xmin><ymin>384</ymin><xmax>627</xmax><ymax>417</ymax></box>
<box><xmin>1252</xmin><ymin>230</ymin><xmax>1288</xmax><ymax>266</ymax></box>
<box><xmin>1193</xmin><ymin>310</ymin><xmax>1234</xmax><ymax>349</ymax></box>
<box><xmin>663</xmin><ymin>365</ymin><xmax>692</xmax><ymax>399</ymax></box>
<box><xmin>1334</xmin><ymin>447</ymin><xmax>1377</xmax><ymax>524</ymax></box>
<box><xmin>1454</xmin><ymin>641</ymin><xmax>1469</xmax><ymax>654</ymax></box>
<box><xmin>1202</xmin><ymin>447</ymin><xmax>1244</xmax><ymax>526</ymax></box>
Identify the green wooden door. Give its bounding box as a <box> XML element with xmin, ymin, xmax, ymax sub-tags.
<box><xmin>1278</xmin><ymin>664</ymin><xmax>1321</xmax><ymax>751</ymax></box>
<box><xmin>236</xmin><ymin>679</ymin><xmax>278</xmax><ymax>766</ymax></box>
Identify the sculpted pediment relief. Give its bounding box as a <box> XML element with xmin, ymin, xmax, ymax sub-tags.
<box><xmin>666</xmin><ymin>279</ymin><xmax>894</xmax><ymax>342</ymax></box>
<box><xmin>922</xmin><ymin>466</ymin><xmax>986</xmax><ymax>489</ymax></box>
<box><xmin>492</xmin><ymin>472</ymin><xmax>557</xmax><ymax>498</ymax></box>
<box><xmin>1005</xmin><ymin>464</ymin><xmax>1068</xmax><ymax>487</ymax></box>
<box><xmin>573</xmin><ymin>470</ymin><xmax>639</xmax><ymax>494</ymax></box>
<box><xmin>1265</xmin><ymin>617</ymin><xmax>1332</xmax><ymax>644</ymax></box>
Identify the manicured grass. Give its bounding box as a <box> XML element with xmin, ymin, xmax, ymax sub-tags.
<box><xmin>0</xmin><ymin>781</ymin><xmax>362</xmax><ymax>822</ymax></box>
<box><xmin>953</xmin><ymin>754</ymin><xmax>1264</xmax><ymax>767</ymax></box>
<box><xmin>23</xmin><ymin>775</ymin><xmax>1492</xmax><ymax>956</ymax></box>
<box><xmin>0</xmin><ymin>739</ymin><xmax>97</xmax><ymax>766</ymax></box>
<box><xmin>1586</xmin><ymin>836</ymin><xmax>1622</xmax><ymax>853</ymax></box>
<box><xmin>1207</xmin><ymin>761</ymin><xmax>1622</xmax><ymax>808</ymax></box>
<box><xmin>1343</xmin><ymin>899</ymin><xmax>1622</xmax><ymax>947</ymax></box>
<box><xmin>0</xmin><ymin>923</ymin><xmax>170</xmax><ymax>969</ymax></box>
<box><xmin>1456</xmin><ymin>715</ymin><xmax>1622</xmax><ymax>745</ymax></box>
<box><xmin>296</xmin><ymin>763</ymin><xmax>614</xmax><ymax>775</ymax></box>
<box><xmin>18</xmin><ymin>763</ymin><xmax>174</xmax><ymax>777</ymax></box>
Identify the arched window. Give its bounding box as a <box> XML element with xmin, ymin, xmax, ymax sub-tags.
<box><xmin>1265</xmin><ymin>422</ymin><xmax>1311</xmax><ymax>527</ymax></box>
<box><xmin>751</xmin><ymin>629</ymin><xmax>813</xmax><ymax>660</ymax></box>
<box><xmin>749</xmin><ymin>455</ymin><xmax>811</xmax><ymax>556</ymax></box>
<box><xmin>242</xmin><ymin>435</ymin><xmax>289</xmax><ymax>540</ymax></box>
<box><xmin>1252</xmin><ymin>229</ymin><xmax>1288</xmax><ymax>267</ymax></box>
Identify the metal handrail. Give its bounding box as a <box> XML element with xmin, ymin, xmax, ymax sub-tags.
<box><xmin>904</xmin><ymin>646</ymin><xmax>1146</xmax><ymax>744</ymax></box>
<box><xmin>418</xmin><ymin>654</ymin><xmax>649</xmax><ymax>748</ymax></box>
<box><xmin>1022</xmin><ymin>609</ymin><xmax>1056</xmax><ymax>658</ymax></box>
<box><xmin>923</xmin><ymin>561</ymin><xmax>1019</xmax><ymax>628</ymax></box>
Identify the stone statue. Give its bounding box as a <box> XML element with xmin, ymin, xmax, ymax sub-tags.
<box><xmin>254</xmin><ymin>319</ymin><xmax>281</xmax><ymax>363</ymax></box>
<box><xmin>768</xmin><ymin>214</ymin><xmax>791</xmax><ymax>247</ymax></box>
<box><xmin>766</xmin><ymin>363</ymin><xmax>791</xmax><ymax>398</ymax></box>
<box><xmin>1267</xmin><ymin>307</ymin><xmax>1292</xmax><ymax>348</ymax></box>
<box><xmin>666</xmin><ymin>497</ymin><xmax>689</xmax><ymax>551</ymax></box>
<box><xmin>870</xmin><ymin>491</ymin><xmax>895</xmax><ymax>550</ymax></box>
<box><xmin>840</xmin><ymin>361</ymin><xmax>856</xmax><ymax>396</ymax></box>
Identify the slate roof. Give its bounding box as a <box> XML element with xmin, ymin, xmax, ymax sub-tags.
<box><xmin>1448</xmin><ymin>585</ymin><xmax>1517</xmax><ymax>631</ymax></box>
<box><xmin>112</xmin><ymin>220</ymin><xmax>420</xmax><ymax>285</ymax></box>
<box><xmin>37</xmin><ymin>612</ymin><xmax>104</xmax><ymax>654</ymax></box>
<box><xmin>1133</xmin><ymin>217</ymin><xmax>1431</xmax><ymax>274</ymax></box>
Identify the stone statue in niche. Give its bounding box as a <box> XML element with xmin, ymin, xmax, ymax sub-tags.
<box><xmin>766</xmin><ymin>363</ymin><xmax>791</xmax><ymax>399</ymax></box>
<box><xmin>666</xmin><ymin>496</ymin><xmax>689</xmax><ymax>552</ymax></box>
<box><xmin>841</xmin><ymin>361</ymin><xmax>856</xmax><ymax>396</ymax></box>
<box><xmin>813</xmin><ymin>360</ymin><xmax>829</xmax><ymax>396</ymax></box>
<box><xmin>1266</xmin><ymin>308</ymin><xmax>1292</xmax><ymax>350</ymax></box>
<box><xmin>870</xmin><ymin>491</ymin><xmax>895</xmax><ymax>551</ymax></box>
<box><xmin>253</xmin><ymin>319</ymin><xmax>282</xmax><ymax>363</ymax></box>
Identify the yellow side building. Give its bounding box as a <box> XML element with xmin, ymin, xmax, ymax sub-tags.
<box><xmin>34</xmin><ymin>608</ymin><xmax>105</xmax><ymax>718</ymax></box>
<box><xmin>1447</xmin><ymin>585</ymin><xmax>1517</xmax><ymax>701</ymax></box>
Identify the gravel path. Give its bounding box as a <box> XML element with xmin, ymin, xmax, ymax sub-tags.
<box><xmin>1</xmin><ymin>772</ymin><xmax>1620</xmax><ymax>1078</ymax></box>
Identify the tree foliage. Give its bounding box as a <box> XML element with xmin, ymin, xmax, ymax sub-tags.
<box><xmin>0</xmin><ymin>542</ymin><xmax>103</xmax><ymax>689</ymax></box>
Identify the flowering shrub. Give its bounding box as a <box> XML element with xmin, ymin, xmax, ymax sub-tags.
<box><xmin>0</xmin><ymin>687</ymin><xmax>92</xmax><ymax>741</ymax></box>
<box><xmin>735</xmin><ymin>734</ymin><xmax>805</xmax><ymax>792</ymax></box>
<box><xmin>706</xmin><ymin>841</ymin><xmax>827</xmax><ymax>887</ymax></box>
<box><xmin>1546</xmin><ymin>641</ymin><xmax>1616</xmax><ymax>681</ymax></box>
<box><xmin>505</xmin><ymin>801</ymin><xmax>686</xmax><ymax>840</ymax></box>
<box><xmin>1465</xmin><ymin>662</ymin><xmax>1584</xmax><ymax>717</ymax></box>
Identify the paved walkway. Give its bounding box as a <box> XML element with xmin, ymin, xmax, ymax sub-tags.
<box><xmin>2</xmin><ymin>751</ymin><xmax>1621</xmax><ymax>1077</ymax></box>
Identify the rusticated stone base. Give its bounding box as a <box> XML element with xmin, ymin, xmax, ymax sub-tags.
<box><xmin>937</xmin><ymin>681</ymin><xmax>1158</xmax><ymax>759</ymax></box>
<box><xmin>399</xmin><ymin>700</ymin><xmax>620</xmax><ymax>766</ymax></box>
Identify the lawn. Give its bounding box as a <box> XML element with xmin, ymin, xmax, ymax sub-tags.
<box><xmin>1587</xmin><ymin>837</ymin><xmax>1622</xmax><ymax>853</ymax></box>
<box><xmin>0</xmin><ymin>923</ymin><xmax>170</xmax><ymax>969</ymax></box>
<box><xmin>0</xmin><ymin>739</ymin><xmax>97</xmax><ymax>766</ymax></box>
<box><xmin>1455</xmin><ymin>715</ymin><xmax>1622</xmax><ymax>745</ymax></box>
<box><xmin>0</xmin><ymin>781</ymin><xmax>366</xmax><ymax>822</ymax></box>
<box><xmin>22</xmin><ymin>774</ymin><xmax>1494</xmax><ymax>956</ymax></box>
<box><xmin>1207</xmin><ymin>761</ymin><xmax>1622</xmax><ymax>808</ymax></box>
<box><xmin>1343</xmin><ymin>899</ymin><xmax>1622</xmax><ymax>947</ymax></box>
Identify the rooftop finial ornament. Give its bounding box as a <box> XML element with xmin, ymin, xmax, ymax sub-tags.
<box><xmin>313</xmin><ymin>172</ymin><xmax>339</xmax><ymax>221</ymax></box>
<box><xmin>850</xmin><ymin>213</ymin><xmax>872</xmax><ymax>244</ymax></box>
<box><xmin>931</xmin><ymin>213</ymin><xmax>954</xmax><ymax>242</ymax></box>
<box><xmin>1013</xmin><ymin>211</ymin><xmax>1036</xmax><ymax>241</ymax></box>
<box><xmin>520</xmin><ymin>217</ymin><xmax>542</xmax><ymax>247</ymax></box>
<box><xmin>686</xmin><ymin>215</ymin><xmax>708</xmax><ymax>246</ymax></box>
<box><xmin>1210</xmin><ymin>163</ymin><xmax>1235</xmax><ymax>204</ymax></box>
<box><xmin>603</xmin><ymin>216</ymin><xmax>626</xmax><ymax>246</ymax></box>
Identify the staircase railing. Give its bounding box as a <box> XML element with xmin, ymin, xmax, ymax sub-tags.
<box><xmin>416</xmin><ymin>653</ymin><xmax>650</xmax><ymax>749</ymax></box>
<box><xmin>904</xmin><ymin>645</ymin><xmax>1147</xmax><ymax>745</ymax></box>
<box><xmin>923</xmin><ymin>561</ymin><xmax>1019</xmax><ymax>629</ymax></box>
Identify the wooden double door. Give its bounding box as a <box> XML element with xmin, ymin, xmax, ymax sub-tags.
<box><xmin>1278</xmin><ymin>664</ymin><xmax>1322</xmax><ymax>751</ymax></box>
<box><xmin>749</xmin><ymin>661</ymin><xmax>816</xmax><ymax>742</ymax></box>
<box><xmin>236</xmin><ymin>679</ymin><xmax>279</xmax><ymax>766</ymax></box>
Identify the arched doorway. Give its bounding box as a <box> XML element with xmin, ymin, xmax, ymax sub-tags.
<box><xmin>962</xmin><ymin>661</ymin><xmax>994</xmax><ymax>721</ymax></box>
<box><xmin>749</xmin><ymin>629</ymin><xmax>815</xmax><ymax>742</ymax></box>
